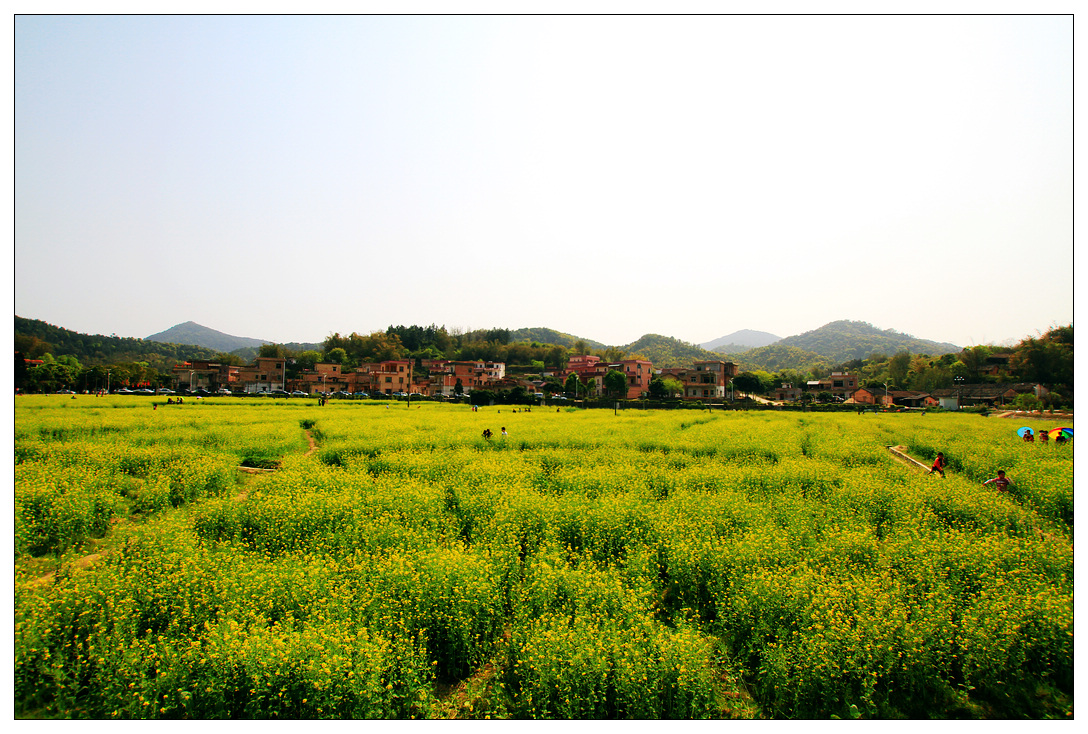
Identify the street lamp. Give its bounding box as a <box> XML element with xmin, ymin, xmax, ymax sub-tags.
<box><xmin>954</xmin><ymin>376</ymin><xmax>964</xmax><ymax>411</ymax></box>
<box><xmin>883</xmin><ymin>382</ymin><xmax>889</xmax><ymax>409</ymax></box>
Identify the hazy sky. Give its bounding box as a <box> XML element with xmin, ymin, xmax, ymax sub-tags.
<box><xmin>15</xmin><ymin>14</ymin><xmax>1072</xmax><ymax>349</ymax></box>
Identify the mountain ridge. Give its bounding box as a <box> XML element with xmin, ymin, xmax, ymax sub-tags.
<box><xmin>700</xmin><ymin>329</ymin><xmax>782</xmax><ymax>351</ymax></box>
<box><xmin>23</xmin><ymin>317</ymin><xmax>964</xmax><ymax>373</ymax></box>
<box><xmin>146</xmin><ymin>321</ymin><xmax>268</xmax><ymax>353</ymax></box>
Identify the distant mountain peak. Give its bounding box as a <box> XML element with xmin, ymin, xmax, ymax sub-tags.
<box><xmin>146</xmin><ymin>322</ymin><xmax>268</xmax><ymax>353</ymax></box>
<box><xmin>701</xmin><ymin>329</ymin><xmax>782</xmax><ymax>351</ymax></box>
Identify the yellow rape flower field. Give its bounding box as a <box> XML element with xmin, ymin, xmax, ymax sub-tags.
<box><xmin>14</xmin><ymin>396</ymin><xmax>1073</xmax><ymax>719</ymax></box>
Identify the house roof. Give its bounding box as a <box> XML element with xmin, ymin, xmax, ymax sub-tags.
<box><xmin>930</xmin><ymin>382</ymin><xmax>1036</xmax><ymax>398</ymax></box>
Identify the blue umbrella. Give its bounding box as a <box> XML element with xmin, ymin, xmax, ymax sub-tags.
<box><xmin>1017</xmin><ymin>426</ymin><xmax>1034</xmax><ymax>438</ymax></box>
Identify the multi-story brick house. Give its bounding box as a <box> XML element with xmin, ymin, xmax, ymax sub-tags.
<box><xmin>236</xmin><ymin>357</ymin><xmax>287</xmax><ymax>393</ymax></box>
<box><xmin>426</xmin><ymin>360</ymin><xmax>505</xmax><ymax>397</ymax></box>
<box><xmin>171</xmin><ymin>359</ymin><xmax>240</xmax><ymax>392</ymax></box>
<box><xmin>670</xmin><ymin>360</ymin><xmax>738</xmax><ymax>400</ymax></box>
<box><xmin>371</xmin><ymin>360</ymin><xmax>413</xmax><ymax>395</ymax></box>
<box><xmin>774</xmin><ymin>383</ymin><xmax>803</xmax><ymax>402</ymax></box>
<box><xmin>560</xmin><ymin>356</ymin><xmax>653</xmax><ymax>399</ymax></box>
<box><xmin>828</xmin><ymin>372</ymin><xmax>859</xmax><ymax>397</ymax></box>
<box><xmin>293</xmin><ymin>362</ymin><xmax>353</xmax><ymax>394</ymax></box>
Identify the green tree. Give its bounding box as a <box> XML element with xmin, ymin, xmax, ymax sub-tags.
<box><xmin>565</xmin><ymin>372</ymin><xmax>581</xmax><ymax>398</ymax></box>
<box><xmin>296</xmin><ymin>350</ymin><xmax>323</xmax><ymax>371</ymax></box>
<box><xmin>542</xmin><ymin>376</ymin><xmax>565</xmax><ymax>395</ymax></box>
<box><xmin>604</xmin><ymin>369</ymin><xmax>628</xmax><ymax>399</ymax></box>
<box><xmin>1010</xmin><ymin>325</ymin><xmax>1073</xmax><ymax>387</ymax></box>
<box><xmin>887</xmin><ymin>352</ymin><xmax>911</xmax><ymax>387</ymax></box>
<box><xmin>732</xmin><ymin>372</ymin><xmax>763</xmax><ymax>396</ymax></box>
<box><xmin>259</xmin><ymin>343</ymin><xmax>285</xmax><ymax>359</ymax></box>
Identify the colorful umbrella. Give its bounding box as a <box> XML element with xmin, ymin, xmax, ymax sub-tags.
<box><xmin>1017</xmin><ymin>426</ymin><xmax>1034</xmax><ymax>438</ymax></box>
<box><xmin>1048</xmin><ymin>427</ymin><xmax>1073</xmax><ymax>441</ymax></box>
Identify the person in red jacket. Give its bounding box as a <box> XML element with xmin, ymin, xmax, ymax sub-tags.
<box><xmin>927</xmin><ymin>452</ymin><xmax>947</xmax><ymax>478</ymax></box>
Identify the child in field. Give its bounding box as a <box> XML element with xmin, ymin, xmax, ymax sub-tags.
<box><xmin>983</xmin><ymin>470</ymin><xmax>1011</xmax><ymax>492</ymax></box>
<box><xmin>928</xmin><ymin>452</ymin><xmax>947</xmax><ymax>478</ymax></box>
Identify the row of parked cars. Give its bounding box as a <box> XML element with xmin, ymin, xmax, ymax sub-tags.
<box><xmin>75</xmin><ymin>388</ymin><xmax>461</xmax><ymax>399</ymax></box>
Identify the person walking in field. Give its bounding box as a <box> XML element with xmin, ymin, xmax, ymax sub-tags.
<box><xmin>928</xmin><ymin>452</ymin><xmax>947</xmax><ymax>478</ymax></box>
<box><xmin>983</xmin><ymin>470</ymin><xmax>1012</xmax><ymax>492</ymax></box>
<box><xmin>501</xmin><ymin>426</ymin><xmax>508</xmax><ymax>438</ymax></box>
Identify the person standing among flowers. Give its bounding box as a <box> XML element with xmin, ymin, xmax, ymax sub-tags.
<box><xmin>928</xmin><ymin>452</ymin><xmax>947</xmax><ymax>478</ymax></box>
<box><xmin>983</xmin><ymin>470</ymin><xmax>1012</xmax><ymax>492</ymax></box>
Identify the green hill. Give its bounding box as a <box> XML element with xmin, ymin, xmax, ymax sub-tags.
<box><xmin>146</xmin><ymin>321</ymin><xmax>268</xmax><ymax>353</ymax></box>
<box><xmin>777</xmin><ymin>320</ymin><xmax>960</xmax><ymax>362</ymax></box>
<box><xmin>509</xmin><ymin>327</ymin><xmax>608</xmax><ymax>352</ymax></box>
<box><xmin>15</xmin><ymin>316</ymin><xmax>226</xmax><ymax>373</ymax></box>
<box><xmin>719</xmin><ymin>344</ymin><xmax>833</xmax><ymax>374</ymax></box>
<box><xmin>621</xmin><ymin>334</ymin><xmax>726</xmax><ymax>369</ymax></box>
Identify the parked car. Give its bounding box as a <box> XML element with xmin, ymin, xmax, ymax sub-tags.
<box><xmin>55</xmin><ymin>389</ymin><xmax>75</xmax><ymax>394</ymax></box>
<box><xmin>114</xmin><ymin>388</ymin><xmax>134</xmax><ymax>395</ymax></box>
<box><xmin>269</xmin><ymin>389</ymin><xmax>289</xmax><ymax>396</ymax></box>
<box><xmin>291</xmin><ymin>390</ymin><xmax>308</xmax><ymax>397</ymax></box>
<box><xmin>156</xmin><ymin>388</ymin><xmax>175</xmax><ymax>395</ymax></box>
<box><xmin>134</xmin><ymin>388</ymin><xmax>154</xmax><ymax>395</ymax></box>
<box><xmin>216</xmin><ymin>388</ymin><xmax>232</xmax><ymax>395</ymax></box>
<box><xmin>352</xmin><ymin>392</ymin><xmax>369</xmax><ymax>399</ymax></box>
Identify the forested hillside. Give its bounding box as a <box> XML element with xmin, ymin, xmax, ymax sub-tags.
<box><xmin>721</xmin><ymin>344</ymin><xmax>832</xmax><ymax>374</ymax></box>
<box><xmin>621</xmin><ymin>334</ymin><xmax>723</xmax><ymax>368</ymax></box>
<box><xmin>16</xmin><ymin>317</ymin><xmax>225</xmax><ymax>373</ymax></box>
<box><xmin>775</xmin><ymin>320</ymin><xmax>960</xmax><ymax>362</ymax></box>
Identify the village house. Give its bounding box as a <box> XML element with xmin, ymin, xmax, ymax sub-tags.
<box><xmin>561</xmin><ymin>355</ymin><xmax>655</xmax><ymax>399</ymax></box>
<box><xmin>805</xmin><ymin>372</ymin><xmax>859</xmax><ymax>398</ymax></box>
<box><xmin>170</xmin><ymin>359</ymin><xmax>240</xmax><ymax>392</ymax></box>
<box><xmin>426</xmin><ymin>360</ymin><xmax>500</xmax><ymax>397</ymax></box>
<box><xmin>370</xmin><ymin>360</ymin><xmax>413</xmax><ymax>395</ymax></box>
<box><xmin>236</xmin><ymin>357</ymin><xmax>287</xmax><ymax>393</ymax></box>
<box><xmin>774</xmin><ymin>383</ymin><xmax>803</xmax><ymax>402</ymax></box>
<box><xmin>292</xmin><ymin>362</ymin><xmax>353</xmax><ymax>394</ymax></box>
<box><xmin>660</xmin><ymin>360</ymin><xmax>739</xmax><ymax>400</ymax></box>
<box><xmin>929</xmin><ymin>382</ymin><xmax>1046</xmax><ymax>410</ymax></box>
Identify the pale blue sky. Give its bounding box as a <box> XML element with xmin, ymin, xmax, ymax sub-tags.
<box><xmin>15</xmin><ymin>14</ymin><xmax>1072</xmax><ymax>348</ymax></box>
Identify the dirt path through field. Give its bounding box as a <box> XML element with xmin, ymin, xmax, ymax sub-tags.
<box><xmin>886</xmin><ymin>445</ymin><xmax>930</xmax><ymax>472</ymax></box>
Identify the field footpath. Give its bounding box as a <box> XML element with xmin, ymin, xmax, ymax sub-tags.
<box><xmin>886</xmin><ymin>445</ymin><xmax>929</xmax><ymax>472</ymax></box>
